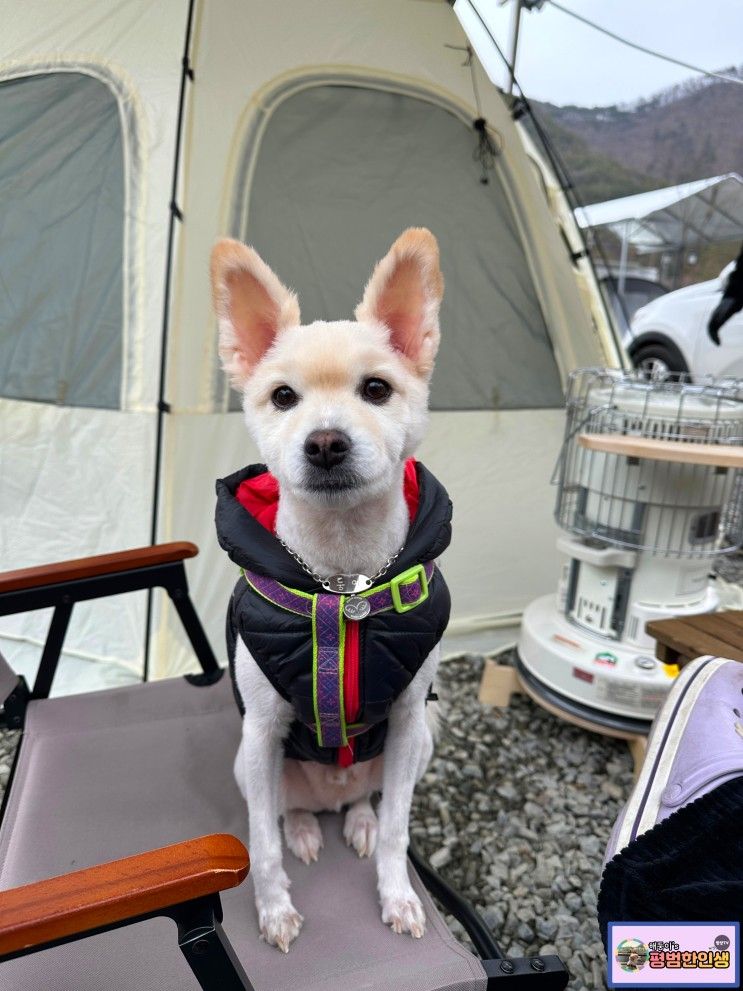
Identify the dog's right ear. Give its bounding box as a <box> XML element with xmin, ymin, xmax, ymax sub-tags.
<box><xmin>211</xmin><ymin>239</ymin><xmax>300</xmax><ymax>388</ymax></box>
<box><xmin>355</xmin><ymin>228</ymin><xmax>443</xmax><ymax>379</ymax></box>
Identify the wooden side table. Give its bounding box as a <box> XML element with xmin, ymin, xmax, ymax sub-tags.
<box><xmin>646</xmin><ymin>610</ymin><xmax>743</xmax><ymax>668</ymax></box>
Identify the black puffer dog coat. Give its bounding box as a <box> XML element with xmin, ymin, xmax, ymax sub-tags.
<box><xmin>215</xmin><ymin>461</ymin><xmax>452</xmax><ymax>765</ymax></box>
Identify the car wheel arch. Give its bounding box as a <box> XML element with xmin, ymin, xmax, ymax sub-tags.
<box><xmin>627</xmin><ymin>332</ymin><xmax>689</xmax><ymax>369</ymax></box>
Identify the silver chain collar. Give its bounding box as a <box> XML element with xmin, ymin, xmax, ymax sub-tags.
<box><xmin>277</xmin><ymin>536</ymin><xmax>404</xmax><ymax>595</ymax></box>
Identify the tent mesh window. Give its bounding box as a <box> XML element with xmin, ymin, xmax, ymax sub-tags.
<box><xmin>229</xmin><ymin>83</ymin><xmax>562</xmax><ymax>412</ymax></box>
<box><xmin>0</xmin><ymin>72</ymin><xmax>124</xmax><ymax>409</ymax></box>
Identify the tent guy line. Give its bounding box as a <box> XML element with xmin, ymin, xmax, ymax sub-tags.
<box><xmin>544</xmin><ymin>0</ymin><xmax>743</xmax><ymax>88</ymax></box>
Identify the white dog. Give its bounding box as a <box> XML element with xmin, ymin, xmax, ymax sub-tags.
<box><xmin>211</xmin><ymin>229</ymin><xmax>452</xmax><ymax>953</ymax></box>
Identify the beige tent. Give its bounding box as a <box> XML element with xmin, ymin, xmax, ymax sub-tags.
<box><xmin>0</xmin><ymin>0</ymin><xmax>622</xmax><ymax>691</ymax></box>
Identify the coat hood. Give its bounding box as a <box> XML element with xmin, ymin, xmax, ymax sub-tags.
<box><xmin>215</xmin><ymin>459</ymin><xmax>452</xmax><ymax>593</ymax></box>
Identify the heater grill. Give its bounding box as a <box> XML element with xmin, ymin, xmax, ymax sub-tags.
<box><xmin>555</xmin><ymin>369</ymin><xmax>743</xmax><ymax>558</ymax></box>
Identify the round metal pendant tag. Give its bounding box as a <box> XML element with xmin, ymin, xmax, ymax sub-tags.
<box><xmin>343</xmin><ymin>595</ymin><xmax>371</xmax><ymax>621</ymax></box>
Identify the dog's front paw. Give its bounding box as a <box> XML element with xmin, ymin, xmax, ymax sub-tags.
<box><xmin>283</xmin><ymin>810</ymin><xmax>323</xmax><ymax>864</ymax></box>
<box><xmin>344</xmin><ymin>801</ymin><xmax>378</xmax><ymax>857</ymax></box>
<box><xmin>259</xmin><ymin>903</ymin><xmax>304</xmax><ymax>953</ymax></box>
<box><xmin>381</xmin><ymin>890</ymin><xmax>426</xmax><ymax>938</ymax></box>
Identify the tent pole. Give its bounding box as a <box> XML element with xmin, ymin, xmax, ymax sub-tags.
<box><xmin>673</xmin><ymin>223</ymin><xmax>687</xmax><ymax>289</ymax></box>
<box><xmin>143</xmin><ymin>0</ymin><xmax>198</xmax><ymax>682</ymax></box>
<box><xmin>507</xmin><ymin>0</ymin><xmax>523</xmax><ymax>96</ymax></box>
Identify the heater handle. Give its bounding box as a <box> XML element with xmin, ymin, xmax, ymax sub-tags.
<box><xmin>557</xmin><ymin>536</ymin><xmax>637</xmax><ymax>569</ymax></box>
<box><xmin>578</xmin><ymin>433</ymin><xmax>743</xmax><ymax>467</ymax></box>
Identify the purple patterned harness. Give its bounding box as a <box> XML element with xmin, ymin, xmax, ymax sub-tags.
<box><xmin>242</xmin><ymin>562</ymin><xmax>435</xmax><ymax>749</ymax></box>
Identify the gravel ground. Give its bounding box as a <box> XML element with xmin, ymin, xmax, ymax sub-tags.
<box><xmin>411</xmin><ymin>653</ymin><xmax>634</xmax><ymax>990</ymax></box>
<box><xmin>0</xmin><ymin>731</ymin><xmax>18</xmax><ymax>798</ymax></box>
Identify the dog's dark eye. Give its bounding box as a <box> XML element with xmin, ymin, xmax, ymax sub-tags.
<box><xmin>361</xmin><ymin>378</ymin><xmax>392</xmax><ymax>404</ymax></box>
<box><xmin>271</xmin><ymin>385</ymin><xmax>299</xmax><ymax>410</ymax></box>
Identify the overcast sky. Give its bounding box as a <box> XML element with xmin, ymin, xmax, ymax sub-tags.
<box><xmin>477</xmin><ymin>0</ymin><xmax>743</xmax><ymax>107</ymax></box>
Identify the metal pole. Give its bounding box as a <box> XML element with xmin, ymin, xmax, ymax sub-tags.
<box><xmin>675</xmin><ymin>224</ymin><xmax>687</xmax><ymax>289</ymax></box>
<box><xmin>507</xmin><ymin>0</ymin><xmax>524</xmax><ymax>96</ymax></box>
<box><xmin>143</xmin><ymin>0</ymin><xmax>197</xmax><ymax>683</ymax></box>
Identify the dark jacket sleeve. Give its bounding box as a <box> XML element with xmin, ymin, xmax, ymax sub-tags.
<box><xmin>708</xmin><ymin>244</ymin><xmax>743</xmax><ymax>342</ymax></box>
<box><xmin>723</xmin><ymin>244</ymin><xmax>743</xmax><ymax>302</ymax></box>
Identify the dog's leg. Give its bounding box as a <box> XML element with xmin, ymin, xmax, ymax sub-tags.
<box><xmin>344</xmin><ymin>797</ymin><xmax>378</xmax><ymax>857</ymax></box>
<box><xmin>283</xmin><ymin>809</ymin><xmax>324</xmax><ymax>864</ymax></box>
<box><xmin>376</xmin><ymin>648</ymin><xmax>439</xmax><ymax>937</ymax></box>
<box><xmin>233</xmin><ymin>639</ymin><xmax>301</xmax><ymax>953</ymax></box>
<box><xmin>232</xmin><ymin>737</ymin><xmax>246</xmax><ymax>800</ymax></box>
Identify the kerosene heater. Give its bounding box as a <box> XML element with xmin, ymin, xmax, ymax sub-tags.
<box><xmin>518</xmin><ymin>368</ymin><xmax>743</xmax><ymax>730</ymax></box>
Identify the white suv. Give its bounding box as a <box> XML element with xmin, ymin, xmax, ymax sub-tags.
<box><xmin>627</xmin><ymin>263</ymin><xmax>740</xmax><ymax>378</ymax></box>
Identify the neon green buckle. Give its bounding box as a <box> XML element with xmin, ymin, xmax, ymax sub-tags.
<box><xmin>390</xmin><ymin>563</ymin><xmax>429</xmax><ymax>614</ymax></box>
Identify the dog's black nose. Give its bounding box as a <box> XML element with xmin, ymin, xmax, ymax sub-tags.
<box><xmin>304</xmin><ymin>429</ymin><xmax>351</xmax><ymax>469</ymax></box>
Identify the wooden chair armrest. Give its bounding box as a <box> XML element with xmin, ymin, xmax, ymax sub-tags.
<box><xmin>0</xmin><ymin>543</ymin><xmax>198</xmax><ymax>596</ymax></box>
<box><xmin>0</xmin><ymin>833</ymin><xmax>249</xmax><ymax>958</ymax></box>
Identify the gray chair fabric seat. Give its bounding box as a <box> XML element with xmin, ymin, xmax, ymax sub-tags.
<box><xmin>0</xmin><ymin>671</ymin><xmax>487</xmax><ymax>991</ymax></box>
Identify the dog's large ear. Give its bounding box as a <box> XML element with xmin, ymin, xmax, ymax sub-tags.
<box><xmin>355</xmin><ymin>228</ymin><xmax>443</xmax><ymax>378</ymax></box>
<box><xmin>211</xmin><ymin>238</ymin><xmax>300</xmax><ymax>388</ymax></box>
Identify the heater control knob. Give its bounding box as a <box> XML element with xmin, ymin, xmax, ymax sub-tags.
<box><xmin>634</xmin><ymin>655</ymin><xmax>656</xmax><ymax>671</ymax></box>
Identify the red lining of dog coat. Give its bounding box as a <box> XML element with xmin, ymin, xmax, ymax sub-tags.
<box><xmin>235</xmin><ymin>459</ymin><xmax>420</xmax><ymax>765</ymax></box>
<box><xmin>235</xmin><ymin>458</ymin><xmax>420</xmax><ymax>531</ymax></box>
<box><xmin>337</xmin><ymin>619</ymin><xmax>361</xmax><ymax>767</ymax></box>
<box><xmin>235</xmin><ymin>470</ymin><xmax>281</xmax><ymax>533</ymax></box>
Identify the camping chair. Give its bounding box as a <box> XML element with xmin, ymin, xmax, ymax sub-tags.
<box><xmin>0</xmin><ymin>543</ymin><xmax>569</xmax><ymax>990</ymax></box>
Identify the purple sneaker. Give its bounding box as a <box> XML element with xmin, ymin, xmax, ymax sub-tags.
<box><xmin>605</xmin><ymin>655</ymin><xmax>743</xmax><ymax>862</ymax></box>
